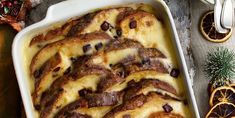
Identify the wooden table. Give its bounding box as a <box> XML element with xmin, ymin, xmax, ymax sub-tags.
<box><xmin>0</xmin><ymin>24</ymin><xmax>21</xmax><ymax>118</ymax></box>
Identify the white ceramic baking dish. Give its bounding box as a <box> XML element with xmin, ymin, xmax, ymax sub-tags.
<box><xmin>12</xmin><ymin>0</ymin><xmax>200</xmax><ymax>117</ymax></box>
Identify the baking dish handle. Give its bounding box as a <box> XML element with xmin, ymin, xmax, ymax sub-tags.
<box><xmin>43</xmin><ymin>0</ymin><xmax>80</xmax><ymax>22</ymax></box>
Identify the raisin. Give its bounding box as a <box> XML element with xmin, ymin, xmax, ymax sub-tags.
<box><xmin>64</xmin><ymin>67</ymin><xmax>71</xmax><ymax>75</ymax></box>
<box><xmin>95</xmin><ymin>43</ymin><xmax>103</xmax><ymax>51</ymax></box>
<box><xmin>129</xmin><ymin>20</ymin><xmax>137</xmax><ymax>29</ymax></box>
<box><xmin>170</xmin><ymin>68</ymin><xmax>180</xmax><ymax>78</ymax></box>
<box><xmin>53</xmin><ymin>67</ymin><xmax>60</xmax><ymax>72</ymax></box>
<box><xmin>33</xmin><ymin>70</ymin><xmax>42</xmax><ymax>79</ymax></box>
<box><xmin>83</xmin><ymin>44</ymin><xmax>92</xmax><ymax>53</ymax></box>
<box><xmin>70</xmin><ymin>57</ymin><xmax>78</xmax><ymax>63</ymax></box>
<box><xmin>122</xmin><ymin>114</ymin><xmax>131</xmax><ymax>118</ymax></box>
<box><xmin>101</xmin><ymin>21</ymin><xmax>110</xmax><ymax>31</ymax></box>
<box><xmin>142</xmin><ymin>58</ymin><xmax>150</xmax><ymax>65</ymax></box>
<box><xmin>116</xmin><ymin>29</ymin><xmax>122</xmax><ymax>36</ymax></box>
<box><xmin>162</xmin><ymin>103</ymin><xmax>173</xmax><ymax>113</ymax></box>
<box><xmin>79</xmin><ymin>89</ymin><xmax>92</xmax><ymax>97</ymax></box>
<box><xmin>113</xmin><ymin>36</ymin><xmax>118</xmax><ymax>39</ymax></box>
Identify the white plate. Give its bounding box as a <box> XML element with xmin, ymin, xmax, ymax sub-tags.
<box><xmin>12</xmin><ymin>0</ymin><xmax>200</xmax><ymax>117</ymax></box>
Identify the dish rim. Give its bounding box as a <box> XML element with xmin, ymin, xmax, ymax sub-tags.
<box><xmin>12</xmin><ymin>0</ymin><xmax>200</xmax><ymax>117</ymax></box>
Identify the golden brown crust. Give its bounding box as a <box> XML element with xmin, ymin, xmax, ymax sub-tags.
<box><xmin>104</xmin><ymin>93</ymin><xmax>182</xmax><ymax>118</ymax></box>
<box><xmin>30</xmin><ymin>32</ymin><xmax>112</xmax><ymax>75</ymax></box>
<box><xmin>67</xmin><ymin>7</ymin><xmax>133</xmax><ymax>37</ymax></box>
<box><xmin>125</xmin><ymin>60</ymin><xmax>168</xmax><ymax>74</ymax></box>
<box><xmin>97</xmin><ymin>60</ymin><xmax>168</xmax><ymax>92</ymax></box>
<box><xmin>67</xmin><ymin>11</ymin><xmax>100</xmax><ymax>37</ymax></box>
<box><xmin>123</xmin><ymin>79</ymin><xmax>177</xmax><ymax>101</ymax></box>
<box><xmin>39</xmin><ymin>65</ymin><xmax>110</xmax><ymax>118</ymax></box>
<box><xmin>103</xmin><ymin>94</ymin><xmax>147</xmax><ymax>118</ymax></box>
<box><xmin>32</xmin><ymin>52</ymin><xmax>63</xmax><ymax>106</ymax></box>
<box><xmin>139</xmin><ymin>48</ymin><xmax>166</xmax><ymax>59</ymax></box>
<box><xmin>104</xmin><ymin>39</ymin><xmax>144</xmax><ymax>52</ymax></box>
<box><xmin>29</xmin><ymin>21</ymin><xmax>73</xmax><ymax>46</ymax></box>
<box><xmin>55</xmin><ymin>92</ymin><xmax>123</xmax><ymax>118</ymax></box>
<box><xmin>148</xmin><ymin>112</ymin><xmax>184</xmax><ymax>118</ymax></box>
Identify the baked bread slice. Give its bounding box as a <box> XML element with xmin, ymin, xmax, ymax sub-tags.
<box><xmin>118</xmin><ymin>10</ymin><xmax>175</xmax><ymax>63</ymax></box>
<box><xmin>29</xmin><ymin>7</ymin><xmax>133</xmax><ymax>47</ymax></box>
<box><xmin>67</xmin><ymin>7</ymin><xmax>133</xmax><ymax>37</ymax></box>
<box><xmin>104</xmin><ymin>93</ymin><xmax>190</xmax><ymax>118</ymax></box>
<box><xmin>40</xmin><ymin>75</ymin><xmax>102</xmax><ymax>118</ymax></box>
<box><xmin>38</xmin><ymin>39</ymin><xmax>173</xmax><ymax>118</ymax></box>
<box><xmin>29</xmin><ymin>12</ymin><xmax>98</xmax><ymax>47</ymax></box>
<box><xmin>29</xmin><ymin>21</ymin><xmax>73</xmax><ymax>47</ymax></box>
<box><xmin>30</xmin><ymin>32</ymin><xmax>112</xmax><ymax>77</ymax></box>
<box><xmin>32</xmin><ymin>52</ymin><xmax>71</xmax><ymax>107</ymax></box>
<box><xmin>54</xmin><ymin>78</ymin><xmax>181</xmax><ymax>118</ymax></box>
<box><xmin>55</xmin><ymin>92</ymin><xmax>189</xmax><ymax>118</ymax></box>
<box><xmin>55</xmin><ymin>92</ymin><xmax>123</xmax><ymax>118</ymax></box>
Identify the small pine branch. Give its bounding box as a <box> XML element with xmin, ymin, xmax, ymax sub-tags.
<box><xmin>204</xmin><ymin>47</ymin><xmax>235</xmax><ymax>81</ymax></box>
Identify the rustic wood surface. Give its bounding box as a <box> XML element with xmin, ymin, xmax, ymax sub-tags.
<box><xmin>0</xmin><ymin>24</ymin><xmax>21</xmax><ymax>118</ymax></box>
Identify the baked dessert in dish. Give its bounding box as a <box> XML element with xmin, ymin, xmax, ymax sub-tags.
<box><xmin>26</xmin><ymin>3</ymin><xmax>191</xmax><ymax>118</ymax></box>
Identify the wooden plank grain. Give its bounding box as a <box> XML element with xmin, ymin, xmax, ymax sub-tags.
<box><xmin>0</xmin><ymin>24</ymin><xmax>21</xmax><ymax>118</ymax></box>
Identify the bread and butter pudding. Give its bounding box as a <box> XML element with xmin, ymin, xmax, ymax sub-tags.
<box><xmin>25</xmin><ymin>3</ymin><xmax>191</xmax><ymax>118</ymax></box>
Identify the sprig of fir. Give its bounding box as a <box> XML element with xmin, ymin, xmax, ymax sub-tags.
<box><xmin>204</xmin><ymin>47</ymin><xmax>235</xmax><ymax>82</ymax></box>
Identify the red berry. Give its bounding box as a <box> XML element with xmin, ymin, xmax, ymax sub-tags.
<box><xmin>2</xmin><ymin>1</ymin><xmax>6</xmax><ymax>6</ymax></box>
<box><xmin>13</xmin><ymin>1</ymin><xmax>18</xmax><ymax>5</ymax></box>
<box><xmin>7</xmin><ymin>2</ymin><xmax>12</xmax><ymax>7</ymax></box>
<box><xmin>0</xmin><ymin>3</ymin><xmax>3</xmax><ymax>8</ymax></box>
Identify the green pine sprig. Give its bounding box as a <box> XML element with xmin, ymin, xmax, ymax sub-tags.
<box><xmin>204</xmin><ymin>47</ymin><xmax>235</xmax><ymax>82</ymax></box>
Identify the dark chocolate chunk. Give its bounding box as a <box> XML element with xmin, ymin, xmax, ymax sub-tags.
<box><xmin>113</xmin><ymin>36</ymin><xmax>118</xmax><ymax>39</ymax></box>
<box><xmin>53</xmin><ymin>67</ymin><xmax>61</xmax><ymax>72</ymax></box>
<box><xmin>33</xmin><ymin>69</ymin><xmax>42</xmax><ymax>79</ymax></box>
<box><xmin>170</xmin><ymin>68</ymin><xmax>180</xmax><ymax>78</ymax></box>
<box><xmin>123</xmin><ymin>114</ymin><xmax>131</xmax><ymax>118</ymax></box>
<box><xmin>85</xmin><ymin>92</ymin><xmax>121</xmax><ymax>107</ymax></box>
<box><xmin>83</xmin><ymin>44</ymin><xmax>92</xmax><ymax>53</ymax></box>
<box><xmin>79</xmin><ymin>89</ymin><xmax>93</xmax><ymax>97</ymax></box>
<box><xmin>116</xmin><ymin>29</ymin><xmax>122</xmax><ymax>36</ymax></box>
<box><xmin>183</xmin><ymin>99</ymin><xmax>188</xmax><ymax>105</ymax></box>
<box><xmin>64</xmin><ymin>67</ymin><xmax>71</xmax><ymax>75</ymax></box>
<box><xmin>162</xmin><ymin>103</ymin><xmax>173</xmax><ymax>113</ymax></box>
<box><xmin>127</xmin><ymin>80</ymin><xmax>136</xmax><ymax>87</ymax></box>
<box><xmin>129</xmin><ymin>20</ymin><xmax>137</xmax><ymax>29</ymax></box>
<box><xmin>101</xmin><ymin>21</ymin><xmax>110</xmax><ymax>31</ymax></box>
<box><xmin>118</xmin><ymin>70</ymin><xmax>126</xmax><ymax>78</ymax></box>
<box><xmin>34</xmin><ymin>104</ymin><xmax>41</xmax><ymax>111</ymax></box>
<box><xmin>64</xmin><ymin>112</ymin><xmax>92</xmax><ymax>118</ymax></box>
<box><xmin>142</xmin><ymin>58</ymin><xmax>150</xmax><ymax>65</ymax></box>
<box><xmin>95</xmin><ymin>43</ymin><xmax>103</xmax><ymax>51</ymax></box>
<box><xmin>70</xmin><ymin>57</ymin><xmax>78</xmax><ymax>63</ymax></box>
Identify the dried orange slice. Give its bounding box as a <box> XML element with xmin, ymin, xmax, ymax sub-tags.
<box><xmin>200</xmin><ymin>11</ymin><xmax>232</xmax><ymax>43</ymax></box>
<box><xmin>206</xmin><ymin>102</ymin><xmax>235</xmax><ymax>118</ymax></box>
<box><xmin>209</xmin><ymin>86</ymin><xmax>235</xmax><ymax>106</ymax></box>
<box><xmin>208</xmin><ymin>79</ymin><xmax>230</xmax><ymax>95</ymax></box>
<box><xmin>230</xmin><ymin>84</ymin><xmax>235</xmax><ymax>89</ymax></box>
